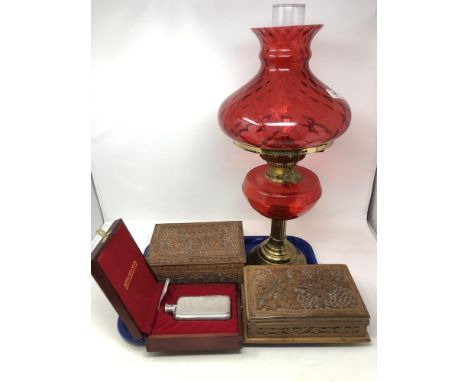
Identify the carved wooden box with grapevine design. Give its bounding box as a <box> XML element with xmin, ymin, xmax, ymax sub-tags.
<box><xmin>242</xmin><ymin>264</ymin><xmax>370</xmax><ymax>344</ymax></box>
<box><xmin>146</xmin><ymin>221</ymin><xmax>246</xmax><ymax>284</ymax></box>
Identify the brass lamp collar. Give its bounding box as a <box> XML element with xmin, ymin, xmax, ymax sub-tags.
<box><xmin>233</xmin><ymin>140</ymin><xmax>333</xmax><ymax>156</ymax></box>
<box><xmin>266</xmin><ymin>164</ymin><xmax>302</xmax><ymax>184</ymax></box>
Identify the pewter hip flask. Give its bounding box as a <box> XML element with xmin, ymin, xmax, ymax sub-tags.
<box><xmin>164</xmin><ymin>295</ymin><xmax>231</xmax><ymax>320</ymax></box>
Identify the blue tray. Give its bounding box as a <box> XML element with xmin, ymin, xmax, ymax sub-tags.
<box><xmin>117</xmin><ymin>235</ymin><xmax>317</xmax><ymax>344</ymax></box>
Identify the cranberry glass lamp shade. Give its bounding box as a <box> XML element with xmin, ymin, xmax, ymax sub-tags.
<box><xmin>219</xmin><ymin>25</ymin><xmax>351</xmax><ymax>151</ymax></box>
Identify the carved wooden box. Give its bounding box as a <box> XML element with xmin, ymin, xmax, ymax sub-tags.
<box><xmin>242</xmin><ymin>264</ymin><xmax>370</xmax><ymax>344</ymax></box>
<box><xmin>146</xmin><ymin>221</ymin><xmax>246</xmax><ymax>284</ymax></box>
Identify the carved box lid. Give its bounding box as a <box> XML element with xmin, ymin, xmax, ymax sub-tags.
<box><xmin>243</xmin><ymin>264</ymin><xmax>369</xmax><ymax>321</ymax></box>
<box><xmin>147</xmin><ymin>221</ymin><xmax>246</xmax><ymax>266</ymax></box>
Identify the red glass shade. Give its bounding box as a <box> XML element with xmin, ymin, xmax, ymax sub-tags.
<box><xmin>218</xmin><ymin>25</ymin><xmax>351</xmax><ymax>150</ymax></box>
<box><xmin>242</xmin><ymin>165</ymin><xmax>321</xmax><ymax>220</ymax></box>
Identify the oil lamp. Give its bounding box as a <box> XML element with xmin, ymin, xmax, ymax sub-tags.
<box><xmin>218</xmin><ymin>4</ymin><xmax>350</xmax><ymax>265</ymax></box>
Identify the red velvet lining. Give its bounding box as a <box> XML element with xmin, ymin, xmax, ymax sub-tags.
<box><xmin>152</xmin><ymin>284</ymin><xmax>238</xmax><ymax>335</ymax></box>
<box><xmin>97</xmin><ymin>222</ymin><xmax>161</xmax><ymax>334</ymax></box>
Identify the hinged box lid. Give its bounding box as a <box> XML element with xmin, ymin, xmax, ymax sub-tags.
<box><xmin>91</xmin><ymin>219</ymin><xmax>163</xmax><ymax>340</ymax></box>
<box><xmin>147</xmin><ymin>221</ymin><xmax>246</xmax><ymax>266</ymax></box>
<box><xmin>243</xmin><ymin>264</ymin><xmax>369</xmax><ymax>321</ymax></box>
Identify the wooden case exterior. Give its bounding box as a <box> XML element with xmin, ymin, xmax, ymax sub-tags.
<box><xmin>242</xmin><ymin>264</ymin><xmax>370</xmax><ymax>344</ymax></box>
<box><xmin>146</xmin><ymin>221</ymin><xmax>246</xmax><ymax>284</ymax></box>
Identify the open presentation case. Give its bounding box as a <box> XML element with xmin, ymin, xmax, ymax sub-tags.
<box><xmin>91</xmin><ymin>219</ymin><xmax>243</xmax><ymax>352</ymax></box>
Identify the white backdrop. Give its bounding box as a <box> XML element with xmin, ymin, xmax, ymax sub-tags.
<box><xmin>91</xmin><ymin>1</ymin><xmax>376</xmax><ymax>380</ymax></box>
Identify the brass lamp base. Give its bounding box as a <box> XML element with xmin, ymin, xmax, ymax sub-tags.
<box><xmin>248</xmin><ymin>238</ymin><xmax>306</xmax><ymax>265</ymax></box>
<box><xmin>247</xmin><ymin>219</ymin><xmax>306</xmax><ymax>265</ymax></box>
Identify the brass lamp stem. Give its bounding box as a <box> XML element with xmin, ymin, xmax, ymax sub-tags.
<box><xmin>271</xmin><ymin>219</ymin><xmax>287</xmax><ymax>241</ymax></box>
